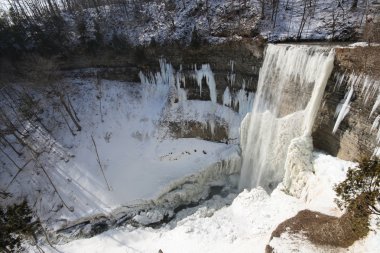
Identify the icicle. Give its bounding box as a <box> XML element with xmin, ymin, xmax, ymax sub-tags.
<box><xmin>227</xmin><ymin>60</ymin><xmax>236</xmax><ymax>86</ymax></box>
<box><xmin>194</xmin><ymin>64</ymin><xmax>203</xmax><ymax>96</ymax></box>
<box><xmin>176</xmin><ymin>72</ymin><xmax>187</xmax><ymax>103</ymax></box>
<box><xmin>370</xmin><ymin>93</ymin><xmax>380</xmax><ymax>118</ymax></box>
<box><xmin>335</xmin><ymin>72</ymin><xmax>379</xmax><ymax>117</ymax></box>
<box><xmin>334</xmin><ymin>72</ymin><xmax>346</xmax><ymax>92</ymax></box>
<box><xmin>370</xmin><ymin>116</ymin><xmax>380</xmax><ymax>146</ymax></box>
<box><xmin>334</xmin><ymin>71</ymin><xmax>380</xmax><ymax>156</ymax></box>
<box><xmin>223</xmin><ymin>87</ymin><xmax>232</xmax><ymax>107</ymax></box>
<box><xmin>373</xmin><ymin>147</ymin><xmax>380</xmax><ymax>157</ymax></box>
<box><xmin>232</xmin><ymin>80</ymin><xmax>254</xmax><ymax>116</ymax></box>
<box><xmin>332</xmin><ymin>85</ymin><xmax>354</xmax><ymax>134</ymax></box>
<box><xmin>194</xmin><ymin>64</ymin><xmax>217</xmax><ymax>103</ymax></box>
<box><xmin>138</xmin><ymin>59</ymin><xmax>174</xmax><ymax>106</ymax></box>
<box><xmin>371</xmin><ymin>116</ymin><xmax>380</xmax><ymax>131</ymax></box>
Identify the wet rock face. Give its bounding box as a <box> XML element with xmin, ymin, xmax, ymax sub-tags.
<box><xmin>312</xmin><ymin>46</ymin><xmax>380</xmax><ymax>160</ymax></box>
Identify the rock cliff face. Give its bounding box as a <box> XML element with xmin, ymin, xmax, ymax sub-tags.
<box><xmin>63</xmin><ymin>41</ymin><xmax>380</xmax><ymax>161</ymax></box>
<box><xmin>312</xmin><ymin>45</ymin><xmax>380</xmax><ymax>160</ymax></box>
<box><xmin>61</xmin><ymin>40</ymin><xmax>264</xmax><ymax>142</ymax></box>
<box><xmin>63</xmin><ymin>39</ymin><xmax>264</xmax><ymax>98</ymax></box>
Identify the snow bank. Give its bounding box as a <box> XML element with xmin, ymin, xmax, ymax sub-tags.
<box><xmin>0</xmin><ymin>74</ymin><xmax>242</xmax><ymax>232</ymax></box>
<box><xmin>37</xmin><ymin>153</ymin><xmax>378</xmax><ymax>253</ymax></box>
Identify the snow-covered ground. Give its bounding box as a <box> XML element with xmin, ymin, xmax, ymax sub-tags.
<box><xmin>0</xmin><ymin>62</ymin><xmax>244</xmax><ymax>231</ymax></box>
<box><xmin>2</xmin><ymin>45</ymin><xmax>379</xmax><ymax>252</ymax></box>
<box><xmin>259</xmin><ymin>0</ymin><xmax>374</xmax><ymax>41</ymax></box>
<box><xmin>13</xmin><ymin>0</ymin><xmax>371</xmax><ymax>48</ymax></box>
<box><xmin>35</xmin><ymin>152</ymin><xmax>379</xmax><ymax>253</ymax></box>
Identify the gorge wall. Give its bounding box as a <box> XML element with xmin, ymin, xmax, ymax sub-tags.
<box><xmin>63</xmin><ymin>41</ymin><xmax>380</xmax><ymax>161</ymax></box>
<box><xmin>313</xmin><ymin>45</ymin><xmax>380</xmax><ymax>160</ymax></box>
<box><xmin>141</xmin><ymin>42</ymin><xmax>380</xmax><ymax>164</ymax></box>
<box><xmin>62</xmin><ymin>39</ymin><xmax>264</xmax><ymax>101</ymax></box>
<box><xmin>57</xmin><ymin>40</ymin><xmax>264</xmax><ymax>143</ymax></box>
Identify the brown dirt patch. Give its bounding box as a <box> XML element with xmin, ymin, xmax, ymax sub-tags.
<box><xmin>268</xmin><ymin>209</ymin><xmax>369</xmax><ymax>249</ymax></box>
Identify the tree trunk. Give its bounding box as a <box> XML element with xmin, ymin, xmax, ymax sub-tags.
<box><xmin>59</xmin><ymin>94</ymin><xmax>81</xmax><ymax>131</ymax></box>
<box><xmin>297</xmin><ymin>1</ymin><xmax>308</xmax><ymax>40</ymax></box>
<box><xmin>351</xmin><ymin>0</ymin><xmax>358</xmax><ymax>10</ymax></box>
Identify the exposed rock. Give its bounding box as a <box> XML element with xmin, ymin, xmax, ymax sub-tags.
<box><xmin>166</xmin><ymin>120</ymin><xmax>229</xmax><ymax>143</ymax></box>
<box><xmin>60</xmin><ymin>40</ymin><xmax>264</xmax><ymax>104</ymax></box>
<box><xmin>312</xmin><ymin>45</ymin><xmax>380</xmax><ymax>160</ymax></box>
<box><xmin>268</xmin><ymin>209</ymin><xmax>369</xmax><ymax>249</ymax></box>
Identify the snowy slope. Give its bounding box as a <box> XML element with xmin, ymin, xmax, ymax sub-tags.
<box><xmin>0</xmin><ymin>61</ymin><xmax>244</xmax><ymax>232</ymax></box>
<box><xmin>259</xmin><ymin>0</ymin><xmax>373</xmax><ymax>41</ymax></box>
<box><xmin>54</xmin><ymin>0</ymin><xmax>375</xmax><ymax>47</ymax></box>
<box><xmin>37</xmin><ymin>152</ymin><xmax>380</xmax><ymax>253</ymax></box>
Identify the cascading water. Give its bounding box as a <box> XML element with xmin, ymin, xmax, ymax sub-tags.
<box><xmin>239</xmin><ymin>44</ymin><xmax>335</xmax><ymax>191</ymax></box>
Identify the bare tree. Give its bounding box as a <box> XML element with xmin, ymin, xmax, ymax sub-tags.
<box><xmin>59</xmin><ymin>92</ymin><xmax>81</xmax><ymax>131</ymax></box>
<box><xmin>91</xmin><ymin>135</ymin><xmax>111</xmax><ymax>191</ymax></box>
<box><xmin>96</xmin><ymin>73</ymin><xmax>104</xmax><ymax>123</ymax></box>
<box><xmin>351</xmin><ymin>0</ymin><xmax>358</xmax><ymax>10</ymax></box>
<box><xmin>297</xmin><ymin>0</ymin><xmax>309</xmax><ymax>40</ymax></box>
<box><xmin>258</xmin><ymin>0</ymin><xmax>266</xmax><ymax>19</ymax></box>
<box><xmin>272</xmin><ymin>0</ymin><xmax>279</xmax><ymax>28</ymax></box>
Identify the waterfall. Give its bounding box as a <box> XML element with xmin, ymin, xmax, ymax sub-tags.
<box><xmin>239</xmin><ymin>44</ymin><xmax>335</xmax><ymax>191</ymax></box>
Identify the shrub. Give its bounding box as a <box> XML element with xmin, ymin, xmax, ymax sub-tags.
<box><xmin>0</xmin><ymin>201</ymin><xmax>41</xmax><ymax>253</ymax></box>
<box><xmin>267</xmin><ymin>158</ymin><xmax>380</xmax><ymax>250</ymax></box>
<box><xmin>335</xmin><ymin>158</ymin><xmax>380</xmax><ymax>216</ymax></box>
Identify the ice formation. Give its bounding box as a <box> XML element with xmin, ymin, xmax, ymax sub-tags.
<box><xmin>334</xmin><ymin>72</ymin><xmax>379</xmax><ymax>113</ymax></box>
<box><xmin>195</xmin><ymin>64</ymin><xmax>217</xmax><ymax>103</ymax></box>
<box><xmin>284</xmin><ymin>48</ymin><xmax>335</xmax><ymax>196</ymax></box>
<box><xmin>223</xmin><ymin>87</ymin><xmax>232</xmax><ymax>107</ymax></box>
<box><xmin>227</xmin><ymin>60</ymin><xmax>236</xmax><ymax>86</ymax></box>
<box><xmin>239</xmin><ymin>44</ymin><xmax>335</xmax><ymax>191</ymax></box>
<box><xmin>371</xmin><ymin>116</ymin><xmax>380</xmax><ymax>145</ymax></box>
<box><xmin>139</xmin><ymin>59</ymin><xmax>189</xmax><ymax>106</ymax></box>
<box><xmin>333</xmin><ymin>85</ymin><xmax>354</xmax><ymax>134</ymax></box>
<box><xmin>283</xmin><ymin>136</ymin><xmax>314</xmax><ymax>197</ymax></box>
<box><xmin>233</xmin><ymin>82</ymin><xmax>254</xmax><ymax>116</ymax></box>
<box><xmin>176</xmin><ymin>72</ymin><xmax>187</xmax><ymax>103</ymax></box>
<box><xmin>223</xmin><ymin>61</ymin><xmax>255</xmax><ymax>116</ymax></box>
<box><xmin>332</xmin><ymin>72</ymin><xmax>380</xmax><ymax>156</ymax></box>
<box><xmin>302</xmin><ymin>50</ymin><xmax>335</xmax><ymax>135</ymax></box>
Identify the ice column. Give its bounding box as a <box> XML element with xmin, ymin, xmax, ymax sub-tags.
<box><xmin>223</xmin><ymin>87</ymin><xmax>232</xmax><ymax>107</ymax></box>
<box><xmin>332</xmin><ymin>85</ymin><xmax>354</xmax><ymax>134</ymax></box>
<box><xmin>195</xmin><ymin>64</ymin><xmax>217</xmax><ymax>103</ymax></box>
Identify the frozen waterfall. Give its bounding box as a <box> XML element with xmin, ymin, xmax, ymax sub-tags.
<box><xmin>239</xmin><ymin>44</ymin><xmax>335</xmax><ymax>191</ymax></box>
<box><xmin>195</xmin><ymin>64</ymin><xmax>217</xmax><ymax>103</ymax></box>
